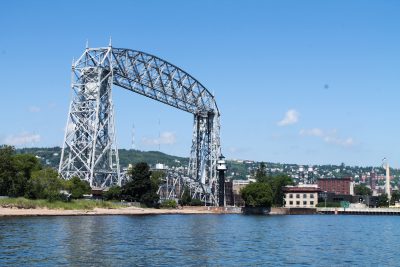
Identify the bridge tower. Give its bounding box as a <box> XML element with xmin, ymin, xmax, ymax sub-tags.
<box><xmin>59</xmin><ymin>48</ymin><xmax>121</xmax><ymax>188</ymax></box>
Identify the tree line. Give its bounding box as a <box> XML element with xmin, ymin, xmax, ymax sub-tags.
<box><xmin>0</xmin><ymin>145</ymin><xmax>161</xmax><ymax>207</ymax></box>
<box><xmin>0</xmin><ymin>145</ymin><xmax>93</xmax><ymax>201</ymax></box>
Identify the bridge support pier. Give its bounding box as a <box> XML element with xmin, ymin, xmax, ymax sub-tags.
<box><xmin>189</xmin><ymin>112</ymin><xmax>221</xmax><ymax>205</ymax></box>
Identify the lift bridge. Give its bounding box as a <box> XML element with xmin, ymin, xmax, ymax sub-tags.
<box><xmin>59</xmin><ymin>43</ymin><xmax>222</xmax><ymax>205</ymax></box>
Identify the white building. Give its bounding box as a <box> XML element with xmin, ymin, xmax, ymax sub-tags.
<box><xmin>283</xmin><ymin>184</ymin><xmax>321</xmax><ymax>208</ymax></box>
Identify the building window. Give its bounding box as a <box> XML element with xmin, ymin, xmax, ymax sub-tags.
<box><xmin>289</xmin><ymin>194</ymin><xmax>293</xmax><ymax>199</ymax></box>
<box><xmin>310</xmin><ymin>194</ymin><xmax>314</xmax><ymax>199</ymax></box>
<box><xmin>296</xmin><ymin>201</ymin><xmax>300</xmax><ymax>206</ymax></box>
<box><xmin>310</xmin><ymin>201</ymin><xmax>314</xmax><ymax>205</ymax></box>
<box><xmin>303</xmin><ymin>201</ymin><xmax>307</xmax><ymax>205</ymax></box>
<box><xmin>296</xmin><ymin>194</ymin><xmax>300</xmax><ymax>198</ymax></box>
<box><xmin>289</xmin><ymin>201</ymin><xmax>293</xmax><ymax>205</ymax></box>
<box><xmin>303</xmin><ymin>194</ymin><xmax>307</xmax><ymax>198</ymax></box>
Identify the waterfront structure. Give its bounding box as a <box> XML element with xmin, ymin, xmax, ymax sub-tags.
<box><xmin>317</xmin><ymin>177</ymin><xmax>352</xmax><ymax>195</ymax></box>
<box><xmin>59</xmin><ymin>43</ymin><xmax>222</xmax><ymax>205</ymax></box>
<box><xmin>283</xmin><ymin>184</ymin><xmax>321</xmax><ymax>208</ymax></box>
<box><xmin>217</xmin><ymin>155</ymin><xmax>227</xmax><ymax>206</ymax></box>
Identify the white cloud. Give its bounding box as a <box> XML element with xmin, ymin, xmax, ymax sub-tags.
<box><xmin>278</xmin><ymin>109</ymin><xmax>299</xmax><ymax>126</ymax></box>
<box><xmin>300</xmin><ymin>128</ymin><xmax>355</xmax><ymax>148</ymax></box>
<box><xmin>4</xmin><ymin>132</ymin><xmax>41</xmax><ymax>146</ymax></box>
<box><xmin>28</xmin><ymin>106</ymin><xmax>41</xmax><ymax>113</ymax></box>
<box><xmin>299</xmin><ymin>128</ymin><xmax>324</xmax><ymax>137</ymax></box>
<box><xmin>142</xmin><ymin>131</ymin><xmax>176</xmax><ymax>146</ymax></box>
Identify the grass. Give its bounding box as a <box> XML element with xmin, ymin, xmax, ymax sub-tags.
<box><xmin>0</xmin><ymin>197</ymin><xmax>124</xmax><ymax>210</ymax></box>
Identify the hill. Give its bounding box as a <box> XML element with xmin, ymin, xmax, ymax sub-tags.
<box><xmin>16</xmin><ymin>147</ymin><xmax>189</xmax><ymax>169</ymax></box>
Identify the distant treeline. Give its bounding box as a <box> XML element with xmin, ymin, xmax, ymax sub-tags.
<box><xmin>16</xmin><ymin>147</ymin><xmax>189</xmax><ymax>169</ymax></box>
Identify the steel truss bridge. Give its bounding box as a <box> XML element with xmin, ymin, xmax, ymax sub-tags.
<box><xmin>59</xmin><ymin>43</ymin><xmax>222</xmax><ymax>205</ymax></box>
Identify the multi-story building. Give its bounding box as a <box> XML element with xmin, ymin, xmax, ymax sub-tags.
<box><xmin>283</xmin><ymin>184</ymin><xmax>321</xmax><ymax>208</ymax></box>
<box><xmin>317</xmin><ymin>177</ymin><xmax>352</xmax><ymax>195</ymax></box>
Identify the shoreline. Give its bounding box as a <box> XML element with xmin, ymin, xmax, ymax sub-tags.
<box><xmin>0</xmin><ymin>206</ymin><xmax>242</xmax><ymax>217</ymax></box>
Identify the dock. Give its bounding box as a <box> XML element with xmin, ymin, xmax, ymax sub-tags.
<box><xmin>318</xmin><ymin>207</ymin><xmax>400</xmax><ymax>215</ymax></box>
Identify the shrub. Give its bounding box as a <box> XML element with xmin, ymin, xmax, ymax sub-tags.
<box><xmin>190</xmin><ymin>198</ymin><xmax>203</xmax><ymax>206</ymax></box>
<box><xmin>316</xmin><ymin>202</ymin><xmax>341</xmax><ymax>208</ymax></box>
<box><xmin>103</xmin><ymin>186</ymin><xmax>122</xmax><ymax>201</ymax></box>
<box><xmin>160</xmin><ymin>199</ymin><xmax>177</xmax><ymax>209</ymax></box>
<box><xmin>26</xmin><ymin>168</ymin><xmax>63</xmax><ymax>200</ymax></box>
<box><xmin>65</xmin><ymin>176</ymin><xmax>91</xmax><ymax>199</ymax></box>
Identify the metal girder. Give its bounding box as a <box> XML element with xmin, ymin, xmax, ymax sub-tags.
<box><xmin>72</xmin><ymin>47</ymin><xmax>219</xmax><ymax>115</ymax></box>
<box><xmin>59</xmin><ymin>45</ymin><xmax>221</xmax><ymax>205</ymax></box>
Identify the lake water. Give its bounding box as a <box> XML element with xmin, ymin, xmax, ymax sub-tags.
<box><xmin>0</xmin><ymin>214</ymin><xmax>399</xmax><ymax>266</ymax></box>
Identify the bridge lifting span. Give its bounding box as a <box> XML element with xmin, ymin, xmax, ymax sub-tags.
<box><xmin>59</xmin><ymin>44</ymin><xmax>222</xmax><ymax>205</ymax></box>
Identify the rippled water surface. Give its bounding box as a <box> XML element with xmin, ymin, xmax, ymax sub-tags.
<box><xmin>0</xmin><ymin>215</ymin><xmax>399</xmax><ymax>266</ymax></box>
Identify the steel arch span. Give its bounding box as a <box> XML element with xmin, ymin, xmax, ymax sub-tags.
<box><xmin>59</xmin><ymin>44</ymin><xmax>222</xmax><ymax>205</ymax></box>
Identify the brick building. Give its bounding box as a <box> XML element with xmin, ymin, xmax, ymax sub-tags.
<box><xmin>317</xmin><ymin>177</ymin><xmax>352</xmax><ymax>195</ymax></box>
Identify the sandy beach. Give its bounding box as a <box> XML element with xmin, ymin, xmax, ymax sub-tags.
<box><xmin>0</xmin><ymin>206</ymin><xmax>240</xmax><ymax>217</ymax></box>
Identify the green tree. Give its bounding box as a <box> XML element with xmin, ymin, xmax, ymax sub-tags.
<box><xmin>0</xmin><ymin>146</ymin><xmax>42</xmax><ymax>197</ymax></box>
<box><xmin>241</xmin><ymin>182</ymin><xmax>273</xmax><ymax>208</ymax></box>
<box><xmin>390</xmin><ymin>190</ymin><xmax>400</xmax><ymax>205</ymax></box>
<box><xmin>255</xmin><ymin>162</ymin><xmax>268</xmax><ymax>183</ymax></box>
<box><xmin>122</xmin><ymin>162</ymin><xmax>159</xmax><ymax>207</ymax></box>
<box><xmin>9</xmin><ymin>154</ymin><xmax>41</xmax><ymax>197</ymax></box>
<box><xmin>270</xmin><ymin>174</ymin><xmax>294</xmax><ymax>206</ymax></box>
<box><xmin>103</xmin><ymin>186</ymin><xmax>122</xmax><ymax>201</ymax></box>
<box><xmin>0</xmin><ymin>146</ymin><xmax>17</xmax><ymax>196</ymax></box>
<box><xmin>65</xmin><ymin>176</ymin><xmax>91</xmax><ymax>199</ymax></box>
<box><xmin>26</xmin><ymin>168</ymin><xmax>63</xmax><ymax>200</ymax></box>
<box><xmin>377</xmin><ymin>193</ymin><xmax>389</xmax><ymax>207</ymax></box>
<box><xmin>13</xmin><ymin>154</ymin><xmax>41</xmax><ymax>181</ymax></box>
<box><xmin>354</xmin><ymin>184</ymin><xmax>372</xmax><ymax>196</ymax></box>
<box><xmin>151</xmin><ymin>170</ymin><xmax>164</xmax><ymax>188</ymax></box>
<box><xmin>160</xmin><ymin>199</ymin><xmax>177</xmax><ymax>209</ymax></box>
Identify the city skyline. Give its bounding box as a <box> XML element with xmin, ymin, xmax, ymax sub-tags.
<box><xmin>1</xmin><ymin>1</ymin><xmax>400</xmax><ymax>167</ymax></box>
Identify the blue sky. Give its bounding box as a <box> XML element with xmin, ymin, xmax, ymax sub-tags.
<box><xmin>1</xmin><ymin>0</ymin><xmax>400</xmax><ymax>167</ymax></box>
